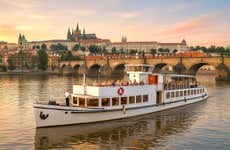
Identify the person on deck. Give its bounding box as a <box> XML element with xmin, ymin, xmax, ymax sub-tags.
<box><xmin>64</xmin><ymin>90</ymin><xmax>71</xmax><ymax>106</ymax></box>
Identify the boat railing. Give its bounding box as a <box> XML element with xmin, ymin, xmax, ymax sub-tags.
<box><xmin>83</xmin><ymin>80</ymin><xmax>146</xmax><ymax>87</ymax></box>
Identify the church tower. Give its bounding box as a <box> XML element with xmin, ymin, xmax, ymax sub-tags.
<box><xmin>75</xmin><ymin>23</ymin><xmax>81</xmax><ymax>35</ymax></box>
<box><xmin>121</xmin><ymin>36</ymin><xmax>127</xmax><ymax>43</ymax></box>
<box><xmin>18</xmin><ymin>33</ymin><xmax>22</xmax><ymax>45</ymax></box>
<box><xmin>67</xmin><ymin>28</ymin><xmax>71</xmax><ymax>40</ymax></box>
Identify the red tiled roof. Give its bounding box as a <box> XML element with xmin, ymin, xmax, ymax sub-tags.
<box><xmin>112</xmin><ymin>41</ymin><xmax>157</xmax><ymax>44</ymax></box>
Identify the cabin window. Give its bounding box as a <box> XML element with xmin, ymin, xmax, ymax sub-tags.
<box><xmin>136</xmin><ymin>95</ymin><xmax>142</xmax><ymax>103</ymax></box>
<box><xmin>176</xmin><ymin>91</ymin><xmax>179</xmax><ymax>97</ymax></box>
<box><xmin>143</xmin><ymin>95</ymin><xmax>148</xmax><ymax>102</ymax></box>
<box><xmin>73</xmin><ymin>97</ymin><xmax>78</xmax><ymax>104</ymax></box>
<box><xmin>191</xmin><ymin>90</ymin><xmax>194</xmax><ymax>95</ymax></box>
<box><xmin>121</xmin><ymin>97</ymin><xmax>128</xmax><ymax>105</ymax></box>
<box><xmin>129</xmin><ymin>96</ymin><xmax>135</xmax><ymax>104</ymax></box>
<box><xmin>197</xmin><ymin>89</ymin><xmax>200</xmax><ymax>94</ymax></box>
<box><xmin>166</xmin><ymin>92</ymin><xmax>170</xmax><ymax>99</ymax></box>
<box><xmin>180</xmin><ymin>91</ymin><xmax>183</xmax><ymax>97</ymax></box>
<box><xmin>112</xmin><ymin>97</ymin><xmax>119</xmax><ymax>106</ymax></box>
<box><xmin>184</xmin><ymin>90</ymin><xmax>187</xmax><ymax>96</ymax></box>
<box><xmin>87</xmin><ymin>98</ymin><xmax>99</xmax><ymax>107</ymax></box>
<box><xmin>171</xmin><ymin>92</ymin><xmax>175</xmax><ymax>98</ymax></box>
<box><xmin>79</xmin><ymin>98</ymin><xmax>85</xmax><ymax>107</ymax></box>
<box><xmin>194</xmin><ymin>90</ymin><xmax>197</xmax><ymax>94</ymax></box>
<box><xmin>102</xmin><ymin>98</ymin><xmax>110</xmax><ymax>107</ymax></box>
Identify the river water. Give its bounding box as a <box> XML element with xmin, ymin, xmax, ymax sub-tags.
<box><xmin>0</xmin><ymin>74</ymin><xmax>229</xmax><ymax>150</ymax></box>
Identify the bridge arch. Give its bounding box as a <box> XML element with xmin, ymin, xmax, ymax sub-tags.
<box><xmin>153</xmin><ymin>63</ymin><xmax>167</xmax><ymax>72</ymax></box>
<box><xmin>112</xmin><ymin>63</ymin><xmax>126</xmax><ymax>76</ymax></box>
<box><xmin>61</xmin><ymin>64</ymin><xmax>72</xmax><ymax>75</ymax></box>
<box><xmin>188</xmin><ymin>63</ymin><xmax>210</xmax><ymax>75</ymax></box>
<box><xmin>88</xmin><ymin>64</ymin><xmax>101</xmax><ymax>76</ymax></box>
<box><xmin>73</xmin><ymin>64</ymin><xmax>81</xmax><ymax>75</ymax></box>
<box><xmin>154</xmin><ymin>63</ymin><xmax>174</xmax><ymax>72</ymax></box>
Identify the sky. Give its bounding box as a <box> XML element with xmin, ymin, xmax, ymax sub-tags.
<box><xmin>0</xmin><ymin>0</ymin><xmax>230</xmax><ymax>46</ymax></box>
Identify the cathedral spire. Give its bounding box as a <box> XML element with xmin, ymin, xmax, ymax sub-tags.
<box><xmin>67</xmin><ymin>27</ymin><xmax>71</xmax><ymax>40</ymax></box>
<box><xmin>18</xmin><ymin>33</ymin><xmax>22</xmax><ymax>44</ymax></box>
<box><xmin>76</xmin><ymin>23</ymin><xmax>80</xmax><ymax>32</ymax></box>
<box><xmin>19</xmin><ymin>33</ymin><xmax>22</xmax><ymax>40</ymax></box>
<box><xmin>83</xmin><ymin>28</ymin><xmax>85</xmax><ymax>34</ymax></box>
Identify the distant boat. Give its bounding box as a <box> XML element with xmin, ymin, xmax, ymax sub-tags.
<box><xmin>34</xmin><ymin>64</ymin><xmax>208</xmax><ymax>128</ymax></box>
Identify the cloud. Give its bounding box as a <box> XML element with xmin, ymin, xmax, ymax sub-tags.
<box><xmin>118</xmin><ymin>11</ymin><xmax>141</xmax><ymax>19</ymax></box>
<box><xmin>1</xmin><ymin>0</ymin><xmax>41</xmax><ymax>9</ymax></box>
<box><xmin>158</xmin><ymin>13</ymin><xmax>219</xmax><ymax>36</ymax></box>
<box><xmin>25</xmin><ymin>14</ymin><xmax>48</xmax><ymax>20</ymax></box>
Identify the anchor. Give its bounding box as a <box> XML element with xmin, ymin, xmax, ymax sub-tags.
<box><xmin>40</xmin><ymin>111</ymin><xmax>49</xmax><ymax>120</ymax></box>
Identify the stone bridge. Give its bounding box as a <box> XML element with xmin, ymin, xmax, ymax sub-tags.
<box><xmin>59</xmin><ymin>56</ymin><xmax>230</xmax><ymax>80</ymax></box>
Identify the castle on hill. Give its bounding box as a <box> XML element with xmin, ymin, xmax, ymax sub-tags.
<box><xmin>16</xmin><ymin>22</ymin><xmax>188</xmax><ymax>53</ymax></box>
<box><xmin>67</xmin><ymin>23</ymin><xmax>97</xmax><ymax>41</ymax></box>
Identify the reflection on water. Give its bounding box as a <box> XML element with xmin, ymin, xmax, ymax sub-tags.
<box><xmin>35</xmin><ymin>102</ymin><xmax>204</xmax><ymax>150</ymax></box>
<box><xmin>0</xmin><ymin>74</ymin><xmax>230</xmax><ymax>150</ymax></box>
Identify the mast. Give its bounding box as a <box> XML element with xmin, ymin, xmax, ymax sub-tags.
<box><xmin>83</xmin><ymin>73</ymin><xmax>86</xmax><ymax>95</ymax></box>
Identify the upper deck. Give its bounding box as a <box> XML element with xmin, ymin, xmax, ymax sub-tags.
<box><xmin>73</xmin><ymin>84</ymin><xmax>155</xmax><ymax>97</ymax></box>
<box><xmin>125</xmin><ymin>64</ymin><xmax>154</xmax><ymax>74</ymax></box>
<box><xmin>73</xmin><ymin>64</ymin><xmax>200</xmax><ymax>97</ymax></box>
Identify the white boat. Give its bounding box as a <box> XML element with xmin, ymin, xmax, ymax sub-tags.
<box><xmin>34</xmin><ymin>64</ymin><xmax>208</xmax><ymax>128</ymax></box>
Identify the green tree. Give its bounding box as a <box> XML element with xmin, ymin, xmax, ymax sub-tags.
<box><xmin>41</xmin><ymin>43</ymin><xmax>47</xmax><ymax>50</ymax></box>
<box><xmin>158</xmin><ymin>48</ymin><xmax>170</xmax><ymax>53</ymax></box>
<box><xmin>72</xmin><ymin>44</ymin><xmax>80</xmax><ymax>51</ymax></box>
<box><xmin>37</xmin><ymin>49</ymin><xmax>48</xmax><ymax>70</ymax></box>
<box><xmin>30</xmin><ymin>55</ymin><xmax>38</xmax><ymax>69</ymax></box>
<box><xmin>173</xmin><ymin>49</ymin><xmax>178</xmax><ymax>54</ymax></box>
<box><xmin>150</xmin><ymin>49</ymin><xmax>156</xmax><ymax>55</ymax></box>
<box><xmin>61</xmin><ymin>51</ymin><xmax>80</xmax><ymax>61</ymax></box>
<box><xmin>7</xmin><ymin>57</ymin><xmax>16</xmax><ymax>70</ymax></box>
<box><xmin>111</xmin><ymin>47</ymin><xmax>117</xmax><ymax>54</ymax></box>
<box><xmin>50</xmin><ymin>43</ymin><xmax>68</xmax><ymax>51</ymax></box>
<box><xmin>119</xmin><ymin>48</ymin><xmax>125</xmax><ymax>54</ymax></box>
<box><xmin>129</xmin><ymin>49</ymin><xmax>138</xmax><ymax>55</ymax></box>
<box><xmin>0</xmin><ymin>54</ymin><xmax>2</xmax><ymax>63</ymax></box>
<box><xmin>102</xmin><ymin>46</ymin><xmax>108</xmax><ymax>54</ymax></box>
<box><xmin>80</xmin><ymin>46</ymin><xmax>86</xmax><ymax>51</ymax></box>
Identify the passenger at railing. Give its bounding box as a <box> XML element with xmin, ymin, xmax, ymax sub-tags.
<box><xmin>64</xmin><ymin>90</ymin><xmax>71</xmax><ymax>107</ymax></box>
<box><xmin>121</xmin><ymin>80</ymin><xmax>125</xmax><ymax>86</ymax></box>
<box><xmin>124</xmin><ymin>81</ymin><xmax>129</xmax><ymax>86</ymax></box>
<box><xmin>115</xmin><ymin>80</ymin><xmax>121</xmax><ymax>86</ymax></box>
<box><xmin>129</xmin><ymin>80</ymin><xmax>133</xmax><ymax>85</ymax></box>
<box><xmin>107</xmin><ymin>80</ymin><xmax>113</xmax><ymax>86</ymax></box>
<box><xmin>133</xmin><ymin>79</ymin><xmax>138</xmax><ymax>85</ymax></box>
<box><xmin>101</xmin><ymin>81</ymin><xmax>106</xmax><ymax>86</ymax></box>
<box><xmin>140</xmin><ymin>80</ymin><xmax>144</xmax><ymax>85</ymax></box>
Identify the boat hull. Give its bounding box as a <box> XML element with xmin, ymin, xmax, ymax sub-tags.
<box><xmin>34</xmin><ymin>95</ymin><xmax>208</xmax><ymax>128</ymax></box>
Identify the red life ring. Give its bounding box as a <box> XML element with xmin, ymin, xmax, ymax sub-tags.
<box><xmin>117</xmin><ymin>87</ymin><xmax>124</xmax><ymax>95</ymax></box>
